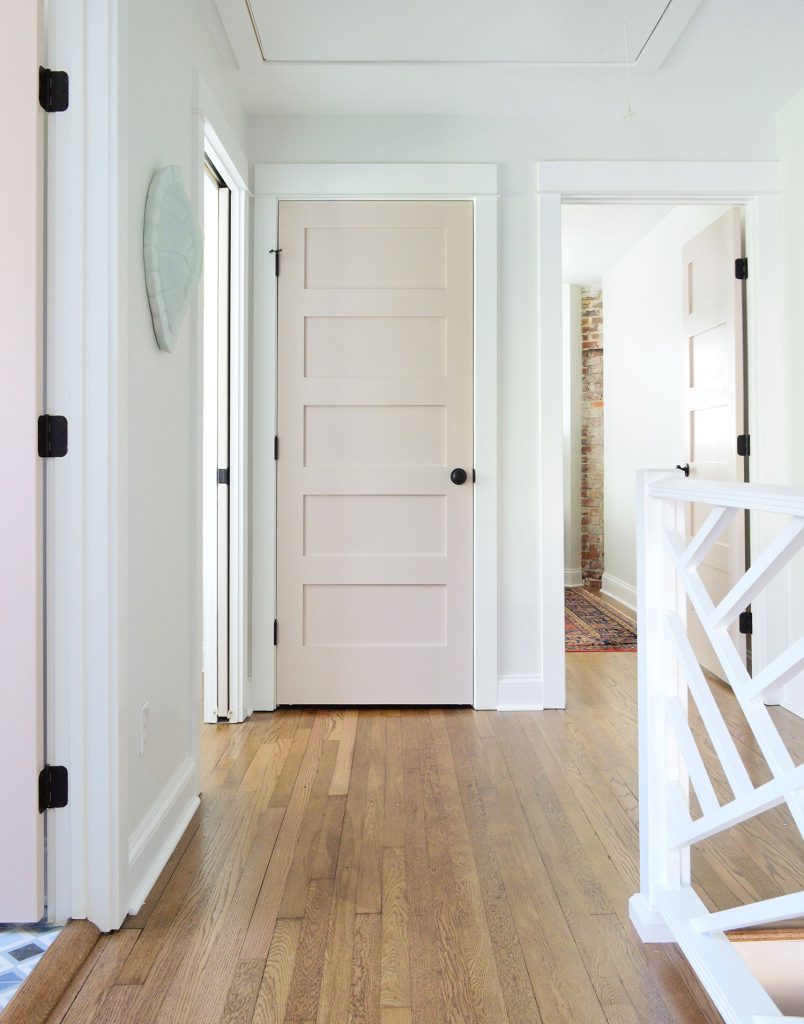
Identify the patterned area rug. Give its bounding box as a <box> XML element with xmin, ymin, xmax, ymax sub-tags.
<box><xmin>0</xmin><ymin>922</ymin><xmax>61</xmax><ymax>1010</ymax></box>
<box><xmin>565</xmin><ymin>587</ymin><xmax>637</xmax><ymax>653</ymax></box>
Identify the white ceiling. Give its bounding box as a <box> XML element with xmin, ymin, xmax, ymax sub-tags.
<box><xmin>246</xmin><ymin>0</ymin><xmax>670</xmax><ymax>64</ymax></box>
<box><xmin>209</xmin><ymin>0</ymin><xmax>804</xmax><ymax>119</ymax></box>
<box><xmin>562</xmin><ymin>205</ymin><xmax>671</xmax><ymax>285</ymax></box>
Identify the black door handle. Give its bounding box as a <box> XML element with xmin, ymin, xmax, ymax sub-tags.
<box><xmin>676</xmin><ymin>463</ymin><xmax>690</xmax><ymax>477</ymax></box>
<box><xmin>450</xmin><ymin>468</ymin><xmax>468</xmax><ymax>485</ymax></box>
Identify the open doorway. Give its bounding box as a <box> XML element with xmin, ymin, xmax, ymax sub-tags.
<box><xmin>202</xmin><ymin>158</ymin><xmax>231</xmax><ymax>722</ymax></box>
<box><xmin>561</xmin><ymin>203</ymin><xmax>749</xmax><ymax>669</ymax></box>
<box><xmin>200</xmin><ymin>127</ymin><xmax>248</xmax><ymax>726</ymax></box>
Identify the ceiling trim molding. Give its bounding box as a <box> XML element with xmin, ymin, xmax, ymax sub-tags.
<box><xmin>216</xmin><ymin>0</ymin><xmax>701</xmax><ymax>70</ymax></box>
<box><xmin>213</xmin><ymin>0</ymin><xmax>263</xmax><ymax>69</ymax></box>
<box><xmin>633</xmin><ymin>0</ymin><xmax>704</xmax><ymax>71</ymax></box>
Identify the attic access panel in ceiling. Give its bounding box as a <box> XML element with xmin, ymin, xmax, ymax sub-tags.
<box><xmin>242</xmin><ymin>0</ymin><xmax>694</xmax><ymax>64</ymax></box>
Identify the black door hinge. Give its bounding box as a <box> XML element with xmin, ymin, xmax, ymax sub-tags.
<box><xmin>217</xmin><ymin>467</ymin><xmax>229</xmax><ymax>485</ymax></box>
<box><xmin>269</xmin><ymin>248</ymin><xmax>282</xmax><ymax>276</ymax></box>
<box><xmin>472</xmin><ymin>468</ymin><xmax>476</xmax><ymax>483</ymax></box>
<box><xmin>735</xmin><ymin>257</ymin><xmax>749</xmax><ymax>280</ymax></box>
<box><xmin>739</xmin><ymin>610</ymin><xmax>753</xmax><ymax>636</ymax></box>
<box><xmin>274</xmin><ymin>436</ymin><xmax>279</xmax><ymax>460</ymax></box>
<box><xmin>38</xmin><ymin>415</ymin><xmax>68</xmax><ymax>458</ymax></box>
<box><xmin>39</xmin><ymin>67</ymin><xmax>69</xmax><ymax>112</ymax></box>
<box><xmin>273</xmin><ymin>620</ymin><xmax>278</xmax><ymax>646</ymax></box>
<box><xmin>737</xmin><ymin>434</ymin><xmax>751</xmax><ymax>457</ymax></box>
<box><xmin>39</xmin><ymin>765</ymin><xmax>68</xmax><ymax>812</ymax></box>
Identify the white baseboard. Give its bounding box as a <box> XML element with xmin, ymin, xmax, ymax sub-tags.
<box><xmin>497</xmin><ymin>674</ymin><xmax>544</xmax><ymax>711</ymax></box>
<box><xmin>564</xmin><ymin>568</ymin><xmax>583</xmax><ymax>587</ymax></box>
<box><xmin>127</xmin><ymin>757</ymin><xmax>199</xmax><ymax>915</ymax></box>
<box><xmin>628</xmin><ymin>893</ymin><xmax>674</xmax><ymax>943</ymax></box>
<box><xmin>601</xmin><ymin>572</ymin><xmax>637</xmax><ymax>612</ymax></box>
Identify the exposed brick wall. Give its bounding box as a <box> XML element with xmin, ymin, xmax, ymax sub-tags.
<box><xmin>581</xmin><ymin>289</ymin><xmax>604</xmax><ymax>588</ymax></box>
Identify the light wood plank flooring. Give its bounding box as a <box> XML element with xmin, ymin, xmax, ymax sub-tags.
<box><xmin>44</xmin><ymin>654</ymin><xmax>804</xmax><ymax>1024</ymax></box>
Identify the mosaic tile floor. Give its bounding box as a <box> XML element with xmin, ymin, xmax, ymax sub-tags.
<box><xmin>0</xmin><ymin>922</ymin><xmax>61</xmax><ymax>1012</ymax></box>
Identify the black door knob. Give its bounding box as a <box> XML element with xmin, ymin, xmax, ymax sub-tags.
<box><xmin>450</xmin><ymin>468</ymin><xmax>468</xmax><ymax>485</ymax></box>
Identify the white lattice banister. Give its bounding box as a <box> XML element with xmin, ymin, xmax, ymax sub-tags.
<box><xmin>694</xmin><ymin>891</ymin><xmax>804</xmax><ymax>935</ymax></box>
<box><xmin>668</xmin><ymin>528</ymin><xmax>801</xmax><ymax>794</ymax></box>
<box><xmin>746</xmin><ymin>637</ymin><xmax>804</xmax><ymax>702</ymax></box>
<box><xmin>666</xmin><ymin>698</ymin><xmax>720</xmax><ymax>816</ymax></box>
<box><xmin>648</xmin><ymin>476</ymin><xmax>804</xmax><ymax>518</ymax></box>
<box><xmin>670</xmin><ymin>762</ymin><xmax>804</xmax><ymax>849</ymax></box>
<box><xmin>710</xmin><ymin>519</ymin><xmax>804</xmax><ymax>632</ymax></box>
<box><xmin>665</xmin><ymin>612</ymin><xmax>754</xmax><ymax>799</ymax></box>
<box><xmin>633</xmin><ymin>471</ymin><xmax>804</xmax><ymax>1023</ymax></box>
<box><xmin>754</xmin><ymin>1018</ymin><xmax>804</xmax><ymax>1023</ymax></box>
<box><xmin>631</xmin><ymin>471</ymin><xmax>689</xmax><ymax>944</ymax></box>
<box><xmin>680</xmin><ymin>505</ymin><xmax>739</xmax><ymax>570</ymax></box>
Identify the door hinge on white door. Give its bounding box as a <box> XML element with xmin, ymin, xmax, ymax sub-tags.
<box><xmin>269</xmin><ymin>248</ymin><xmax>282</xmax><ymax>276</ymax></box>
<box><xmin>735</xmin><ymin>257</ymin><xmax>748</xmax><ymax>280</ymax></box>
<box><xmin>737</xmin><ymin>434</ymin><xmax>751</xmax><ymax>457</ymax></box>
<box><xmin>39</xmin><ymin>765</ymin><xmax>68</xmax><ymax>812</ymax></box>
<box><xmin>273</xmin><ymin>620</ymin><xmax>278</xmax><ymax>646</ymax></box>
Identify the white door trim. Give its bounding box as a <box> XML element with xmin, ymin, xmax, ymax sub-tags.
<box><xmin>252</xmin><ymin>164</ymin><xmax>499</xmax><ymax>710</ymax></box>
<box><xmin>46</xmin><ymin>0</ymin><xmax>123</xmax><ymax>930</ymax></box>
<box><xmin>535</xmin><ymin>160</ymin><xmax>783</xmax><ymax>710</ymax></box>
<box><xmin>197</xmin><ymin>96</ymin><xmax>251</xmax><ymax>724</ymax></box>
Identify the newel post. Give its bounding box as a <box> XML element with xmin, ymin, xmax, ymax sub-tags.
<box><xmin>629</xmin><ymin>470</ymin><xmax>686</xmax><ymax>942</ymax></box>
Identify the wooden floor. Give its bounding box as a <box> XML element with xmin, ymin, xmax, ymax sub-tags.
<box><xmin>43</xmin><ymin>653</ymin><xmax>804</xmax><ymax>1024</ymax></box>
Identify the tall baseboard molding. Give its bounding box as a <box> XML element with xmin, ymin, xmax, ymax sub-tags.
<box><xmin>564</xmin><ymin>568</ymin><xmax>583</xmax><ymax>587</ymax></box>
<box><xmin>601</xmin><ymin>572</ymin><xmax>637</xmax><ymax>612</ymax></box>
<box><xmin>498</xmin><ymin>674</ymin><xmax>544</xmax><ymax>711</ymax></box>
<box><xmin>127</xmin><ymin>757</ymin><xmax>199</xmax><ymax>915</ymax></box>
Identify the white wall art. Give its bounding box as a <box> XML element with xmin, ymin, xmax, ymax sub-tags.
<box><xmin>143</xmin><ymin>165</ymin><xmax>202</xmax><ymax>353</ymax></box>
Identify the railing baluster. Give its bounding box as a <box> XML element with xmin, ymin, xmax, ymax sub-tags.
<box><xmin>631</xmin><ymin>472</ymin><xmax>804</xmax><ymax>1023</ymax></box>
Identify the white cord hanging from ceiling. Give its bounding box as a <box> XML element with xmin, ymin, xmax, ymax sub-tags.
<box><xmin>622</xmin><ymin>21</ymin><xmax>637</xmax><ymax>121</ymax></box>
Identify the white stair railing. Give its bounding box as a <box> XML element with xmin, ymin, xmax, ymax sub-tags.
<box><xmin>629</xmin><ymin>470</ymin><xmax>804</xmax><ymax>1024</ymax></box>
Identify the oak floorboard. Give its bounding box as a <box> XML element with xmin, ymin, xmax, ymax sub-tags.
<box><xmin>283</xmin><ymin>878</ymin><xmax>335</xmax><ymax>1021</ymax></box>
<box><xmin>379</xmin><ymin>848</ymin><xmax>410</xmax><ymax>1011</ymax></box>
<box><xmin>48</xmin><ymin>653</ymin><xmax>800</xmax><ymax>1024</ymax></box>
<box><xmin>252</xmin><ymin>919</ymin><xmax>303</xmax><ymax>1024</ymax></box>
<box><xmin>348</xmin><ymin>914</ymin><xmax>382</xmax><ymax>1024</ymax></box>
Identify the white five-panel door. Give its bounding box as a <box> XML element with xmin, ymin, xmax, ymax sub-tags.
<box><xmin>276</xmin><ymin>201</ymin><xmax>474</xmax><ymax>705</ymax></box>
<box><xmin>682</xmin><ymin>207</ymin><xmax>748</xmax><ymax>677</ymax></box>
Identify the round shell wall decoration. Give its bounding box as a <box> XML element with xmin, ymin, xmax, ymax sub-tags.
<box><xmin>143</xmin><ymin>165</ymin><xmax>202</xmax><ymax>353</ymax></box>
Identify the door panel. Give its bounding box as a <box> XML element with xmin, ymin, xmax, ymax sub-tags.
<box><xmin>682</xmin><ymin>207</ymin><xmax>747</xmax><ymax>677</ymax></box>
<box><xmin>277</xmin><ymin>201</ymin><xmax>474</xmax><ymax>705</ymax></box>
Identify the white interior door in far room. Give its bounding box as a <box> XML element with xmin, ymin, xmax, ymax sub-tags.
<box><xmin>202</xmin><ymin>161</ymin><xmax>231</xmax><ymax>721</ymax></box>
<box><xmin>683</xmin><ymin>206</ymin><xmax>748</xmax><ymax>678</ymax></box>
<box><xmin>276</xmin><ymin>200</ymin><xmax>474</xmax><ymax>705</ymax></box>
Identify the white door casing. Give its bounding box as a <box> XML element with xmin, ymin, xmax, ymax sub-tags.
<box><xmin>682</xmin><ymin>207</ymin><xmax>747</xmax><ymax>677</ymax></box>
<box><xmin>0</xmin><ymin>0</ymin><xmax>45</xmax><ymax>922</ymax></box>
<box><xmin>276</xmin><ymin>200</ymin><xmax>474</xmax><ymax>704</ymax></box>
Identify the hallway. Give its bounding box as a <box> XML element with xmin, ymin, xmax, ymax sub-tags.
<box><xmin>41</xmin><ymin>655</ymin><xmax>804</xmax><ymax>1024</ymax></box>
